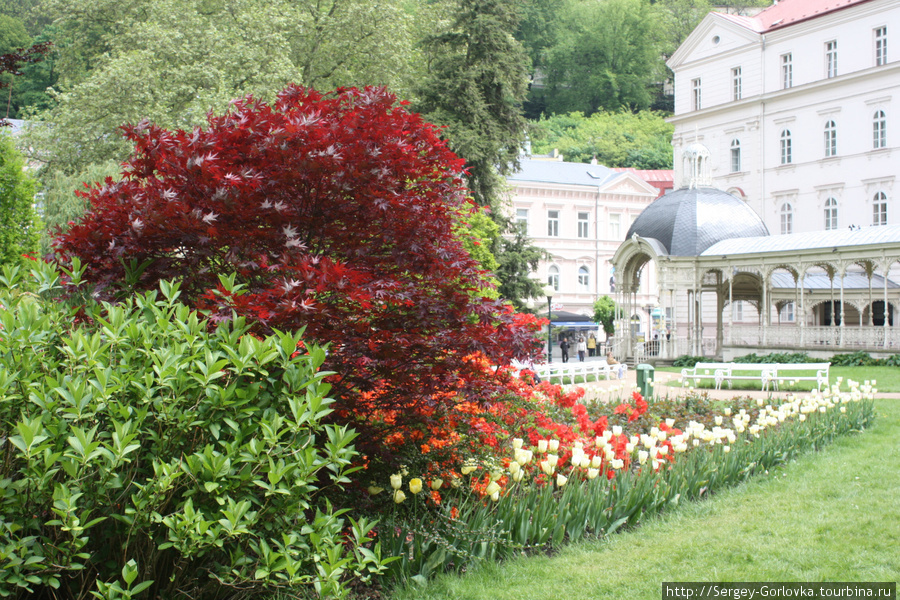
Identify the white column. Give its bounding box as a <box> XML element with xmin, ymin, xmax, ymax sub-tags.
<box><xmin>884</xmin><ymin>263</ymin><xmax>889</xmax><ymax>348</ymax></box>
<box><xmin>839</xmin><ymin>269</ymin><xmax>845</xmax><ymax>347</ymax></box>
<box><xmin>762</xmin><ymin>276</ymin><xmax>768</xmax><ymax>347</ymax></box>
<box><xmin>728</xmin><ymin>273</ymin><xmax>734</xmax><ymax>346</ymax></box>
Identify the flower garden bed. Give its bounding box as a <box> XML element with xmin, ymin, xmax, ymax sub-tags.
<box><xmin>373</xmin><ymin>381</ymin><xmax>876</xmax><ymax>592</ymax></box>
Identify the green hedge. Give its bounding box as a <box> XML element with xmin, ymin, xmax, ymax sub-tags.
<box><xmin>0</xmin><ymin>263</ymin><xmax>391</xmax><ymax>599</ymax></box>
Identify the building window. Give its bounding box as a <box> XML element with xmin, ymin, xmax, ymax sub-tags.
<box><xmin>578</xmin><ymin>266</ymin><xmax>590</xmax><ymax>291</ymax></box>
<box><xmin>873</xmin><ymin>192</ymin><xmax>888</xmax><ymax>226</ymax></box>
<box><xmin>577</xmin><ymin>212</ymin><xmax>590</xmax><ymax>238</ymax></box>
<box><xmin>732</xmin><ymin>67</ymin><xmax>742</xmax><ymax>101</ymax></box>
<box><xmin>515</xmin><ymin>208</ymin><xmax>528</xmax><ymax>232</ymax></box>
<box><xmin>873</xmin><ymin>110</ymin><xmax>887</xmax><ymax>149</ymax></box>
<box><xmin>692</xmin><ymin>78</ymin><xmax>702</xmax><ymax>111</ymax></box>
<box><xmin>875</xmin><ymin>26</ymin><xmax>888</xmax><ymax>66</ymax></box>
<box><xmin>781</xmin><ymin>53</ymin><xmax>793</xmax><ymax>89</ymax></box>
<box><xmin>780</xmin><ymin>202</ymin><xmax>793</xmax><ymax>234</ymax></box>
<box><xmin>825</xmin><ymin>40</ymin><xmax>838</xmax><ymax>78</ymax></box>
<box><xmin>781</xmin><ymin>302</ymin><xmax>795</xmax><ymax>322</ymax></box>
<box><xmin>730</xmin><ymin>139</ymin><xmax>741</xmax><ymax>172</ymax></box>
<box><xmin>733</xmin><ymin>300</ymin><xmax>743</xmax><ymax>322</ymax></box>
<box><xmin>780</xmin><ymin>130</ymin><xmax>792</xmax><ymax>165</ymax></box>
<box><xmin>824</xmin><ymin>120</ymin><xmax>837</xmax><ymax>157</ymax></box>
<box><xmin>825</xmin><ymin>197</ymin><xmax>838</xmax><ymax>230</ymax></box>
<box><xmin>609</xmin><ymin>214</ymin><xmax>621</xmax><ymax>240</ymax></box>
<box><xmin>547</xmin><ymin>210</ymin><xmax>559</xmax><ymax>237</ymax></box>
<box><xmin>548</xmin><ymin>265</ymin><xmax>560</xmax><ymax>291</ymax></box>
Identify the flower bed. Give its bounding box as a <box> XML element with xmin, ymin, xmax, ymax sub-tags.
<box><xmin>375</xmin><ymin>381</ymin><xmax>876</xmax><ymax>586</ymax></box>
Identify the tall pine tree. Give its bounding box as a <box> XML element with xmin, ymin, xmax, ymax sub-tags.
<box><xmin>417</xmin><ymin>0</ymin><xmax>545</xmax><ymax>307</ymax></box>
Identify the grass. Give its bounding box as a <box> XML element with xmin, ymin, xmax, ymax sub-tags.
<box><xmin>390</xmin><ymin>398</ymin><xmax>900</xmax><ymax>599</ymax></box>
<box><xmin>657</xmin><ymin>365</ymin><xmax>900</xmax><ymax>393</ymax></box>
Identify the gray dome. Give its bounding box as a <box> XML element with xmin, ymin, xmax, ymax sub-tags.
<box><xmin>626</xmin><ymin>187</ymin><xmax>769</xmax><ymax>256</ymax></box>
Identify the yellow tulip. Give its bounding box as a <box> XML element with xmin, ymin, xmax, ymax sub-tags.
<box><xmin>512</xmin><ymin>437</ymin><xmax>524</xmax><ymax>449</ymax></box>
<box><xmin>431</xmin><ymin>478</ymin><xmax>443</xmax><ymax>490</ymax></box>
<box><xmin>548</xmin><ymin>439</ymin><xmax>560</xmax><ymax>452</ymax></box>
<box><xmin>512</xmin><ymin>470</ymin><xmax>525</xmax><ymax>482</ymax></box>
<box><xmin>409</xmin><ymin>478</ymin><xmax>423</xmax><ymax>494</ymax></box>
<box><xmin>556</xmin><ymin>474</ymin><xmax>568</xmax><ymax>487</ymax></box>
<box><xmin>390</xmin><ymin>474</ymin><xmax>402</xmax><ymax>490</ymax></box>
<box><xmin>537</xmin><ymin>439</ymin><xmax>548</xmax><ymax>453</ymax></box>
<box><xmin>393</xmin><ymin>490</ymin><xmax>406</xmax><ymax>504</ymax></box>
<box><xmin>485</xmin><ymin>481</ymin><xmax>501</xmax><ymax>496</ymax></box>
<box><xmin>540</xmin><ymin>460</ymin><xmax>553</xmax><ymax>476</ymax></box>
<box><xmin>367</xmin><ymin>486</ymin><xmax>384</xmax><ymax>495</ymax></box>
<box><xmin>587</xmin><ymin>468</ymin><xmax>599</xmax><ymax>479</ymax></box>
<box><xmin>547</xmin><ymin>453</ymin><xmax>559</xmax><ymax>468</ymax></box>
<box><xmin>509</xmin><ymin>461</ymin><xmax>521</xmax><ymax>476</ymax></box>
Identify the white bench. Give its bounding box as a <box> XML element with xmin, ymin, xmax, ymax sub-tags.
<box><xmin>531</xmin><ymin>360</ymin><xmax>627</xmax><ymax>384</ymax></box>
<box><xmin>681</xmin><ymin>362</ymin><xmax>830</xmax><ymax>391</ymax></box>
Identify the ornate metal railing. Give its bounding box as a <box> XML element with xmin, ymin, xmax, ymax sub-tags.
<box><xmin>729</xmin><ymin>325</ymin><xmax>900</xmax><ymax>350</ymax></box>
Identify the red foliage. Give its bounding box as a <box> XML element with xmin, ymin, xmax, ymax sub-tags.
<box><xmin>54</xmin><ymin>85</ymin><xmax>544</xmax><ymax>463</ymax></box>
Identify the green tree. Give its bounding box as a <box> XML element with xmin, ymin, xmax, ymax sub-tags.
<box><xmin>593</xmin><ymin>295</ymin><xmax>618</xmax><ymax>337</ymax></box>
<box><xmin>416</xmin><ymin>0</ymin><xmax>547</xmax><ymax>304</ymax></box>
<box><xmin>530</xmin><ymin>110</ymin><xmax>673</xmax><ymax>168</ymax></box>
<box><xmin>23</xmin><ymin>0</ymin><xmax>417</xmax><ymax>174</ymax></box>
<box><xmin>496</xmin><ymin>225</ymin><xmax>548</xmax><ymax>310</ymax></box>
<box><xmin>416</xmin><ymin>0</ymin><xmax>530</xmax><ymax>212</ymax></box>
<box><xmin>0</xmin><ymin>133</ymin><xmax>39</xmax><ymax>264</ymax></box>
<box><xmin>541</xmin><ymin>0</ymin><xmax>665</xmax><ymax>115</ymax></box>
<box><xmin>36</xmin><ymin>159</ymin><xmax>120</xmax><ymax>254</ymax></box>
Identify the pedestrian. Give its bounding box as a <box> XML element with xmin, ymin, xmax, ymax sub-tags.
<box><xmin>577</xmin><ymin>336</ymin><xmax>587</xmax><ymax>362</ymax></box>
<box><xmin>559</xmin><ymin>337</ymin><xmax>570</xmax><ymax>363</ymax></box>
<box><xmin>587</xmin><ymin>333</ymin><xmax>597</xmax><ymax>357</ymax></box>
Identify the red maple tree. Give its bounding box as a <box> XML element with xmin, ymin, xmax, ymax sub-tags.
<box><xmin>55</xmin><ymin>85</ymin><xmax>543</xmax><ymax>462</ymax></box>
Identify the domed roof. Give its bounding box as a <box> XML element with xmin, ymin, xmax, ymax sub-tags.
<box><xmin>626</xmin><ymin>187</ymin><xmax>770</xmax><ymax>256</ymax></box>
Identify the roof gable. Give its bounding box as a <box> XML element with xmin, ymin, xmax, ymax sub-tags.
<box><xmin>667</xmin><ymin>12</ymin><xmax>760</xmax><ymax>69</ymax></box>
<box><xmin>597</xmin><ymin>171</ymin><xmax>659</xmax><ymax>197</ymax></box>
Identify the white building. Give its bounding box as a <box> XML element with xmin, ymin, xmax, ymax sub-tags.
<box><xmin>505</xmin><ymin>158</ymin><xmax>662</xmax><ymax>332</ymax></box>
<box><xmin>667</xmin><ymin>0</ymin><xmax>899</xmax><ymax>234</ymax></box>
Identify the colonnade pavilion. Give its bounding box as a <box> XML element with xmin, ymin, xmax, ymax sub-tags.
<box><xmin>611</xmin><ymin>144</ymin><xmax>900</xmax><ymax>362</ymax></box>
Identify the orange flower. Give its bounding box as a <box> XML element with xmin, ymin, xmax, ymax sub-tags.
<box><xmin>450</xmin><ymin>506</ymin><xmax>459</xmax><ymax>520</ymax></box>
<box><xmin>430</xmin><ymin>490</ymin><xmax>441</xmax><ymax>505</ymax></box>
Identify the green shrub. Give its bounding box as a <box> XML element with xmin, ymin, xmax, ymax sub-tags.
<box><xmin>0</xmin><ymin>263</ymin><xmax>391</xmax><ymax>599</ymax></box>
<box><xmin>829</xmin><ymin>351</ymin><xmax>878</xmax><ymax>367</ymax></box>
<box><xmin>672</xmin><ymin>355</ymin><xmax>702</xmax><ymax>368</ymax></box>
<box><xmin>733</xmin><ymin>352</ymin><xmax>816</xmax><ymax>364</ymax></box>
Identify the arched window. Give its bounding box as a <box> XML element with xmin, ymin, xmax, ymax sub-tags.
<box><xmin>873</xmin><ymin>110</ymin><xmax>887</xmax><ymax>149</ymax></box>
<box><xmin>780</xmin><ymin>202</ymin><xmax>793</xmax><ymax>234</ymax></box>
<box><xmin>824</xmin><ymin>197</ymin><xmax>838</xmax><ymax>230</ymax></box>
<box><xmin>824</xmin><ymin>120</ymin><xmax>837</xmax><ymax>157</ymax></box>
<box><xmin>548</xmin><ymin>265</ymin><xmax>560</xmax><ymax>291</ymax></box>
<box><xmin>577</xmin><ymin>266</ymin><xmax>590</xmax><ymax>291</ymax></box>
<box><xmin>873</xmin><ymin>192</ymin><xmax>888</xmax><ymax>226</ymax></box>
<box><xmin>730</xmin><ymin>139</ymin><xmax>741</xmax><ymax>172</ymax></box>
<box><xmin>780</xmin><ymin>130</ymin><xmax>792</xmax><ymax>164</ymax></box>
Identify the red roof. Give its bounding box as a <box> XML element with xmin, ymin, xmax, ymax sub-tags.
<box><xmin>719</xmin><ymin>0</ymin><xmax>875</xmax><ymax>33</ymax></box>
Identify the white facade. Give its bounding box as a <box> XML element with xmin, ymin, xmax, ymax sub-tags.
<box><xmin>506</xmin><ymin>159</ymin><xmax>661</xmax><ymax>322</ymax></box>
<box><xmin>668</xmin><ymin>0</ymin><xmax>900</xmax><ymax>234</ymax></box>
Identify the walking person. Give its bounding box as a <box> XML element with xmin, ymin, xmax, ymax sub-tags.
<box><xmin>576</xmin><ymin>336</ymin><xmax>587</xmax><ymax>362</ymax></box>
<box><xmin>559</xmin><ymin>337</ymin><xmax>570</xmax><ymax>363</ymax></box>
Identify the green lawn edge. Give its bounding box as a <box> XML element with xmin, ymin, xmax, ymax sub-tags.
<box><xmin>390</xmin><ymin>398</ymin><xmax>900</xmax><ymax>599</ymax></box>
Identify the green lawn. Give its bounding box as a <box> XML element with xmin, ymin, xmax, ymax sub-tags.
<box><xmin>658</xmin><ymin>365</ymin><xmax>900</xmax><ymax>393</ymax></box>
<box><xmin>391</xmin><ymin>399</ymin><xmax>900</xmax><ymax>599</ymax></box>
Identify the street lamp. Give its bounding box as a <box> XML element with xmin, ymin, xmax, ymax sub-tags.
<box><xmin>543</xmin><ymin>284</ymin><xmax>556</xmax><ymax>363</ymax></box>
